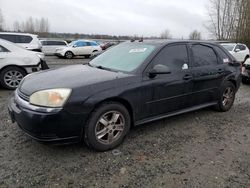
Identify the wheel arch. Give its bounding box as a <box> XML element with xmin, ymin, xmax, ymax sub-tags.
<box><xmin>65</xmin><ymin>50</ymin><xmax>75</xmax><ymax>56</ymax></box>
<box><xmin>0</xmin><ymin>65</ymin><xmax>28</xmax><ymax>75</ymax></box>
<box><xmin>92</xmin><ymin>97</ymin><xmax>134</xmax><ymax>126</ymax></box>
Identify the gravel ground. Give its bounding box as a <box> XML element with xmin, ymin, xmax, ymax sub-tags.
<box><xmin>0</xmin><ymin>56</ymin><xmax>250</xmax><ymax>188</ymax></box>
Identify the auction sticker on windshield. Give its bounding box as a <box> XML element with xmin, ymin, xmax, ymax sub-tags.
<box><xmin>129</xmin><ymin>48</ymin><xmax>147</xmax><ymax>53</ymax></box>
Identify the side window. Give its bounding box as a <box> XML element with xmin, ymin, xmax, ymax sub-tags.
<box><xmin>192</xmin><ymin>45</ymin><xmax>218</xmax><ymax>67</ymax></box>
<box><xmin>41</xmin><ymin>41</ymin><xmax>47</xmax><ymax>45</ymax></box>
<box><xmin>0</xmin><ymin>34</ymin><xmax>17</xmax><ymax>43</ymax></box>
<box><xmin>86</xmin><ymin>42</ymin><xmax>92</xmax><ymax>46</ymax></box>
<box><xmin>56</xmin><ymin>41</ymin><xmax>67</xmax><ymax>46</ymax></box>
<box><xmin>18</xmin><ymin>35</ymin><xmax>32</xmax><ymax>43</ymax></box>
<box><xmin>0</xmin><ymin>45</ymin><xmax>9</xmax><ymax>52</ymax></box>
<box><xmin>239</xmin><ymin>45</ymin><xmax>246</xmax><ymax>51</ymax></box>
<box><xmin>75</xmin><ymin>41</ymin><xmax>87</xmax><ymax>47</ymax></box>
<box><xmin>90</xmin><ymin>42</ymin><xmax>98</xmax><ymax>46</ymax></box>
<box><xmin>151</xmin><ymin>44</ymin><xmax>189</xmax><ymax>71</ymax></box>
<box><xmin>214</xmin><ymin>46</ymin><xmax>231</xmax><ymax>63</ymax></box>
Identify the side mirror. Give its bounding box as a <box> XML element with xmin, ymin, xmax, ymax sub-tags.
<box><xmin>235</xmin><ymin>48</ymin><xmax>240</xmax><ymax>52</ymax></box>
<box><xmin>148</xmin><ymin>64</ymin><xmax>171</xmax><ymax>78</ymax></box>
<box><xmin>73</xmin><ymin>45</ymin><xmax>77</xmax><ymax>48</ymax></box>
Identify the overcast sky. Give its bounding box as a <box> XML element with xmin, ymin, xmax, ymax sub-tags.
<box><xmin>0</xmin><ymin>0</ymin><xmax>210</xmax><ymax>38</ymax></box>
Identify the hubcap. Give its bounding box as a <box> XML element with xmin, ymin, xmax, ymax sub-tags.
<box><xmin>66</xmin><ymin>52</ymin><xmax>72</xmax><ymax>58</ymax></box>
<box><xmin>222</xmin><ymin>87</ymin><xmax>234</xmax><ymax>107</ymax></box>
<box><xmin>95</xmin><ymin>111</ymin><xmax>125</xmax><ymax>144</ymax></box>
<box><xmin>4</xmin><ymin>70</ymin><xmax>23</xmax><ymax>88</ymax></box>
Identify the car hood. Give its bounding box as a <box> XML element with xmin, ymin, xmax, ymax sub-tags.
<box><xmin>19</xmin><ymin>64</ymin><xmax>133</xmax><ymax>96</ymax></box>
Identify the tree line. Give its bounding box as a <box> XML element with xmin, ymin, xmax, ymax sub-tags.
<box><xmin>207</xmin><ymin>0</ymin><xmax>250</xmax><ymax>46</ymax></box>
<box><xmin>0</xmin><ymin>2</ymin><xmax>249</xmax><ymax>44</ymax></box>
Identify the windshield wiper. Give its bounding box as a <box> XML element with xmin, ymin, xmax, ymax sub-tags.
<box><xmin>96</xmin><ymin>65</ymin><xmax>114</xmax><ymax>71</ymax></box>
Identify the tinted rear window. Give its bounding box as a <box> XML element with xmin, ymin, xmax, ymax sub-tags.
<box><xmin>43</xmin><ymin>41</ymin><xmax>67</xmax><ymax>46</ymax></box>
<box><xmin>0</xmin><ymin>34</ymin><xmax>32</xmax><ymax>43</ymax></box>
<box><xmin>192</xmin><ymin>45</ymin><xmax>218</xmax><ymax>67</ymax></box>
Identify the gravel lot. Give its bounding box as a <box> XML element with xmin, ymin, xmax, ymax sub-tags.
<box><xmin>0</xmin><ymin>56</ymin><xmax>250</xmax><ymax>188</ymax></box>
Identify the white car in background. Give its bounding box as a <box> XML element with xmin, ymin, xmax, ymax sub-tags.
<box><xmin>55</xmin><ymin>40</ymin><xmax>102</xmax><ymax>59</ymax></box>
<box><xmin>0</xmin><ymin>39</ymin><xmax>48</xmax><ymax>89</ymax></box>
<box><xmin>40</xmin><ymin>39</ymin><xmax>68</xmax><ymax>55</ymax></box>
<box><xmin>221</xmin><ymin>43</ymin><xmax>250</xmax><ymax>63</ymax></box>
<box><xmin>0</xmin><ymin>32</ymin><xmax>42</xmax><ymax>52</ymax></box>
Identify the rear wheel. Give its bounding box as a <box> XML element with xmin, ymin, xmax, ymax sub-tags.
<box><xmin>84</xmin><ymin>102</ymin><xmax>131</xmax><ymax>151</ymax></box>
<box><xmin>0</xmin><ymin>66</ymin><xmax>26</xmax><ymax>90</ymax></box>
<box><xmin>215</xmin><ymin>81</ymin><xmax>236</xmax><ymax>112</ymax></box>
<box><xmin>65</xmin><ymin>51</ymin><xmax>74</xmax><ymax>59</ymax></box>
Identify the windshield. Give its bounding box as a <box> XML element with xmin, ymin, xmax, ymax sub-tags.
<box><xmin>89</xmin><ymin>43</ymin><xmax>156</xmax><ymax>72</ymax></box>
<box><xmin>68</xmin><ymin>41</ymin><xmax>76</xmax><ymax>47</ymax></box>
<box><xmin>221</xmin><ymin>44</ymin><xmax>235</xmax><ymax>51</ymax></box>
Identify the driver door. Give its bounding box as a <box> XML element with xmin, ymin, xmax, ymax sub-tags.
<box><xmin>141</xmin><ymin>44</ymin><xmax>193</xmax><ymax>118</ymax></box>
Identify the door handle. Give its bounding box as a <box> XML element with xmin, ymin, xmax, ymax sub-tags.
<box><xmin>183</xmin><ymin>74</ymin><xmax>192</xmax><ymax>80</ymax></box>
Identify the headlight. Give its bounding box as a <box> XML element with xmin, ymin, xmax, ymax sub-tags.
<box><xmin>29</xmin><ymin>88</ymin><xmax>72</xmax><ymax>107</ymax></box>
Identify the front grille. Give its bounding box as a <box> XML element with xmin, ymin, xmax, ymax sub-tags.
<box><xmin>17</xmin><ymin>89</ymin><xmax>29</xmax><ymax>101</ymax></box>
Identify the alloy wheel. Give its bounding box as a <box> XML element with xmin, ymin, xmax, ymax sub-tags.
<box><xmin>222</xmin><ymin>87</ymin><xmax>234</xmax><ymax>107</ymax></box>
<box><xmin>95</xmin><ymin>111</ymin><xmax>125</xmax><ymax>144</ymax></box>
<box><xmin>4</xmin><ymin>70</ymin><xmax>24</xmax><ymax>88</ymax></box>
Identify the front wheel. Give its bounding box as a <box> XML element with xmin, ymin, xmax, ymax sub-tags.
<box><xmin>65</xmin><ymin>51</ymin><xmax>74</xmax><ymax>59</ymax></box>
<box><xmin>215</xmin><ymin>81</ymin><xmax>236</xmax><ymax>112</ymax></box>
<box><xmin>84</xmin><ymin>102</ymin><xmax>131</xmax><ymax>151</ymax></box>
<box><xmin>0</xmin><ymin>66</ymin><xmax>26</xmax><ymax>90</ymax></box>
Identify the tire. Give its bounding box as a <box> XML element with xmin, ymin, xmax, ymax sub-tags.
<box><xmin>0</xmin><ymin>66</ymin><xmax>26</xmax><ymax>90</ymax></box>
<box><xmin>215</xmin><ymin>81</ymin><xmax>236</xmax><ymax>112</ymax></box>
<box><xmin>84</xmin><ymin>55</ymin><xmax>91</xmax><ymax>59</ymax></box>
<box><xmin>65</xmin><ymin>51</ymin><xmax>74</xmax><ymax>59</ymax></box>
<box><xmin>84</xmin><ymin>102</ymin><xmax>131</xmax><ymax>151</ymax></box>
<box><xmin>242</xmin><ymin>77</ymin><xmax>250</xmax><ymax>84</ymax></box>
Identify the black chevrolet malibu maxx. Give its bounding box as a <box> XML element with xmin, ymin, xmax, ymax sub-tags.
<box><xmin>8</xmin><ymin>40</ymin><xmax>241</xmax><ymax>151</ymax></box>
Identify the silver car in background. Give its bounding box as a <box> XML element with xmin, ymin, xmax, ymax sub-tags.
<box><xmin>40</xmin><ymin>40</ymin><xmax>68</xmax><ymax>55</ymax></box>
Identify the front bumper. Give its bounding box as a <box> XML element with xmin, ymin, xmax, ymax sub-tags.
<box><xmin>24</xmin><ymin>60</ymin><xmax>49</xmax><ymax>74</ymax></box>
<box><xmin>8</xmin><ymin>91</ymin><xmax>85</xmax><ymax>144</ymax></box>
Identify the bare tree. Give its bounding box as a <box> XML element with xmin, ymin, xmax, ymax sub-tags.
<box><xmin>39</xmin><ymin>17</ymin><xmax>49</xmax><ymax>33</ymax></box>
<box><xmin>206</xmin><ymin>0</ymin><xmax>240</xmax><ymax>40</ymax></box>
<box><xmin>13</xmin><ymin>21</ymin><xmax>20</xmax><ymax>32</ymax></box>
<box><xmin>189</xmin><ymin>30</ymin><xmax>202</xmax><ymax>40</ymax></box>
<box><xmin>12</xmin><ymin>17</ymin><xmax>50</xmax><ymax>36</ymax></box>
<box><xmin>0</xmin><ymin>8</ymin><xmax>4</xmax><ymax>31</ymax></box>
<box><xmin>23</xmin><ymin>17</ymin><xmax>35</xmax><ymax>33</ymax></box>
<box><xmin>160</xmin><ymin>29</ymin><xmax>172</xmax><ymax>39</ymax></box>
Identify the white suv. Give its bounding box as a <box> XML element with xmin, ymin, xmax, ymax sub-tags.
<box><xmin>221</xmin><ymin>43</ymin><xmax>250</xmax><ymax>63</ymax></box>
<box><xmin>0</xmin><ymin>32</ymin><xmax>42</xmax><ymax>52</ymax></box>
<box><xmin>55</xmin><ymin>40</ymin><xmax>102</xmax><ymax>59</ymax></box>
<box><xmin>0</xmin><ymin>39</ymin><xmax>48</xmax><ymax>89</ymax></box>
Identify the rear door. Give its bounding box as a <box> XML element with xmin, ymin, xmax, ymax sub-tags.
<box><xmin>142</xmin><ymin>43</ymin><xmax>193</xmax><ymax>118</ymax></box>
<box><xmin>188</xmin><ymin>43</ymin><xmax>226</xmax><ymax>106</ymax></box>
<box><xmin>73</xmin><ymin>41</ymin><xmax>91</xmax><ymax>55</ymax></box>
